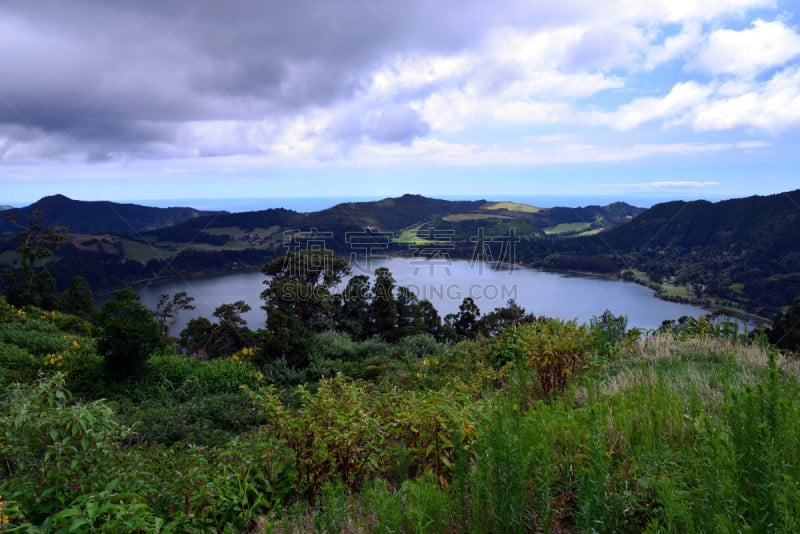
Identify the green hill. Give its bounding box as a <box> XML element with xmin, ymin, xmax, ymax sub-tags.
<box><xmin>523</xmin><ymin>190</ymin><xmax>800</xmax><ymax>317</ymax></box>
<box><xmin>0</xmin><ymin>194</ymin><xmax>221</xmax><ymax>236</ymax></box>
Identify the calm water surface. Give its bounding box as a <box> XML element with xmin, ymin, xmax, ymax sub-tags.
<box><xmin>137</xmin><ymin>258</ymin><xmax>709</xmax><ymax>334</ymax></box>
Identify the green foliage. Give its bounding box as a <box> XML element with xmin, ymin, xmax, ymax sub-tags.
<box><xmin>361</xmin><ymin>478</ymin><xmax>403</xmax><ymax>533</ymax></box>
<box><xmin>469</xmin><ymin>406</ymin><xmax>537</xmax><ymax>533</ymax></box>
<box><xmin>725</xmin><ymin>353</ymin><xmax>800</xmax><ymax>531</ymax></box>
<box><xmin>42</xmin><ymin>482</ymin><xmax>164</xmax><ymax>533</ymax></box>
<box><xmin>97</xmin><ymin>287</ymin><xmax>164</xmax><ymax>378</ymax></box>
<box><xmin>0</xmin><ymin>373</ymin><xmax>128</xmax><ymax>524</ymax></box>
<box><xmin>154</xmin><ymin>291</ymin><xmax>195</xmax><ymax>337</ymax></box>
<box><xmin>590</xmin><ymin>309</ymin><xmax>630</xmax><ymax>360</ymax></box>
<box><xmin>314</xmin><ymin>482</ymin><xmax>349</xmax><ymax>534</ymax></box>
<box><xmin>60</xmin><ymin>275</ymin><xmax>95</xmax><ymax>320</ymax></box>
<box><xmin>178</xmin><ymin>301</ymin><xmax>254</xmax><ymax>359</ymax></box>
<box><xmin>400</xmin><ymin>474</ymin><xmax>451</xmax><ymax>532</ymax></box>
<box><xmin>658</xmin><ymin>313</ymin><xmax>748</xmax><ymax>343</ymax></box>
<box><xmin>250</xmin><ymin>375</ymin><xmax>389</xmax><ymax>499</ymax></box>
<box><xmin>517</xmin><ymin>318</ymin><xmax>592</xmax><ymax>398</ymax></box>
<box><xmin>261</xmin><ymin>250</ymin><xmax>350</xmax><ymax>364</ymax></box>
<box><xmin>0</xmin><ymin>311</ymin><xmax>74</xmax><ymax>356</ymax></box>
<box><xmin>6</xmin><ymin>287</ymin><xmax>800</xmax><ymax>531</ymax></box>
<box><xmin>109</xmin><ymin>354</ymin><xmax>265</xmax><ymax>445</ymax></box>
<box><xmin>0</xmin><ymin>342</ymin><xmax>39</xmax><ymax>386</ymax></box>
<box><xmin>770</xmin><ymin>293</ymin><xmax>800</xmax><ymax>351</ymax></box>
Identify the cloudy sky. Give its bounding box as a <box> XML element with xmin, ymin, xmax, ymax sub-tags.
<box><xmin>2</xmin><ymin>0</ymin><xmax>799</xmax><ymax>206</ymax></box>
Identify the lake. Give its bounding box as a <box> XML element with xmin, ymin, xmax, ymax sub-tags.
<box><xmin>136</xmin><ymin>257</ymin><xmax>709</xmax><ymax>335</ymax></box>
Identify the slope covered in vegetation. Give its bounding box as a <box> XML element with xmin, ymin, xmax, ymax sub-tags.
<box><xmin>2</xmin><ymin>292</ymin><xmax>800</xmax><ymax>532</ymax></box>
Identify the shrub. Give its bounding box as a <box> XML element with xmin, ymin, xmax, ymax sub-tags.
<box><xmin>589</xmin><ymin>309</ymin><xmax>629</xmax><ymax>360</ymax></box>
<box><xmin>96</xmin><ymin>288</ymin><xmax>164</xmax><ymax>379</ymax></box>
<box><xmin>517</xmin><ymin>319</ymin><xmax>592</xmax><ymax>398</ymax></box>
<box><xmin>0</xmin><ymin>373</ymin><xmax>129</xmax><ymax>523</ymax></box>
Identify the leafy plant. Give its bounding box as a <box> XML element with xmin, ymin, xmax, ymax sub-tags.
<box><xmin>517</xmin><ymin>319</ymin><xmax>592</xmax><ymax>398</ymax></box>
<box><xmin>0</xmin><ymin>373</ymin><xmax>129</xmax><ymax>523</ymax></box>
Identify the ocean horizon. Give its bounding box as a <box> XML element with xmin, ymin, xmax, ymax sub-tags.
<box><xmin>4</xmin><ymin>193</ymin><xmax>730</xmax><ymax>213</ymax></box>
<box><xmin>127</xmin><ymin>193</ymin><xmax>727</xmax><ymax>213</ymax></box>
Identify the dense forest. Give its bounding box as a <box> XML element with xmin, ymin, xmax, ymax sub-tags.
<box><xmin>520</xmin><ymin>191</ymin><xmax>800</xmax><ymax>317</ymax></box>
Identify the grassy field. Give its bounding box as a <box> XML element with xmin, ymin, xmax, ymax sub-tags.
<box><xmin>119</xmin><ymin>238</ymin><xmax>176</xmax><ymax>263</ymax></box>
<box><xmin>543</xmin><ymin>222</ymin><xmax>592</xmax><ymax>235</ymax></box>
<box><xmin>481</xmin><ymin>201</ymin><xmax>541</xmax><ymax>213</ymax></box>
<box><xmin>574</xmin><ymin>227</ymin><xmax>605</xmax><ymax>237</ymax></box>
<box><xmin>202</xmin><ymin>225</ymin><xmax>281</xmax><ymax>238</ymax></box>
<box><xmin>202</xmin><ymin>226</ymin><xmax>243</xmax><ymax>236</ymax></box>
<box><xmin>441</xmin><ymin>213</ymin><xmax>512</xmax><ymax>222</ymax></box>
<box><xmin>394</xmin><ymin>224</ymin><xmax>436</xmax><ymax>244</ymax></box>
<box><xmin>251</xmin><ymin>226</ymin><xmax>281</xmax><ymax>237</ymax></box>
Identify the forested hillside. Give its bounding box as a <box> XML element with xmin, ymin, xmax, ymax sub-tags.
<box><xmin>0</xmin><ymin>194</ymin><xmax>642</xmax><ymax>297</ymax></box>
<box><xmin>2</xmin><ymin>191</ymin><xmax>799</xmax><ymax>317</ymax></box>
<box><xmin>520</xmin><ymin>190</ymin><xmax>800</xmax><ymax>317</ymax></box>
<box><xmin>0</xmin><ymin>194</ymin><xmax>220</xmax><ymax>236</ymax></box>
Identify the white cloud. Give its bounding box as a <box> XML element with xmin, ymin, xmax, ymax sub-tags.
<box><xmin>591</xmin><ymin>82</ymin><xmax>714</xmax><ymax>130</ymax></box>
<box><xmin>350</xmin><ymin>137</ymin><xmax>768</xmax><ymax>166</ymax></box>
<box><xmin>646</xmin><ymin>181</ymin><xmax>720</xmax><ymax>188</ymax></box>
<box><xmin>692</xmin><ymin>19</ymin><xmax>800</xmax><ymax>78</ymax></box>
<box><xmin>645</xmin><ymin>23</ymin><xmax>703</xmax><ymax>70</ymax></box>
<box><xmin>693</xmin><ymin>67</ymin><xmax>800</xmax><ymax>132</ymax></box>
<box><xmin>600</xmin><ymin>0</ymin><xmax>776</xmax><ymax>24</ymax></box>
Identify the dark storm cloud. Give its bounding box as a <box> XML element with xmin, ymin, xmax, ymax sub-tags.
<box><xmin>0</xmin><ymin>0</ymin><xmax>550</xmax><ymax>160</ymax></box>
<box><xmin>365</xmin><ymin>106</ymin><xmax>430</xmax><ymax>144</ymax></box>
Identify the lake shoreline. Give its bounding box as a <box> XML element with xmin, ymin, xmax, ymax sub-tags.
<box><xmin>134</xmin><ymin>257</ymin><xmax>712</xmax><ymax>332</ymax></box>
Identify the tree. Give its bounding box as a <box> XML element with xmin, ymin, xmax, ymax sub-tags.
<box><xmin>154</xmin><ymin>291</ymin><xmax>195</xmax><ymax>337</ymax></box>
<box><xmin>177</xmin><ymin>301</ymin><xmax>254</xmax><ymax>359</ymax></box>
<box><xmin>261</xmin><ymin>250</ymin><xmax>350</xmax><ymax>365</ymax></box>
<box><xmin>370</xmin><ymin>267</ymin><xmax>397</xmax><ymax>339</ymax></box>
<box><xmin>206</xmin><ymin>301</ymin><xmax>254</xmax><ymax>359</ymax></box>
<box><xmin>455</xmin><ymin>297</ymin><xmax>481</xmax><ymax>339</ymax></box>
<box><xmin>32</xmin><ymin>270</ymin><xmax>58</xmax><ymax>310</ymax></box>
<box><xmin>418</xmin><ymin>299</ymin><xmax>442</xmax><ymax>339</ymax></box>
<box><xmin>60</xmin><ymin>275</ymin><xmax>95</xmax><ymax>319</ymax></box>
<box><xmin>179</xmin><ymin>316</ymin><xmax>214</xmax><ymax>357</ymax></box>
<box><xmin>769</xmin><ymin>294</ymin><xmax>800</xmax><ymax>351</ymax></box>
<box><xmin>396</xmin><ymin>286</ymin><xmax>425</xmax><ymax>339</ymax></box>
<box><xmin>96</xmin><ymin>288</ymin><xmax>164</xmax><ymax>379</ymax></box>
<box><xmin>444</xmin><ymin>297</ymin><xmax>482</xmax><ymax>341</ymax></box>
<box><xmin>2</xmin><ymin>210</ymin><xmax>67</xmax><ymax>308</ymax></box>
<box><xmin>478</xmin><ymin>299</ymin><xmax>532</xmax><ymax>337</ymax></box>
<box><xmin>338</xmin><ymin>275</ymin><xmax>371</xmax><ymax>340</ymax></box>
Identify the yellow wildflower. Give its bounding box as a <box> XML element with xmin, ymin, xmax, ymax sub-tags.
<box><xmin>0</xmin><ymin>496</ymin><xmax>9</xmax><ymax>526</ymax></box>
<box><xmin>422</xmin><ymin>358</ymin><xmax>429</xmax><ymax>367</ymax></box>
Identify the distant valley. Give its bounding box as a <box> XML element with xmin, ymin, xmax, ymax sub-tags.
<box><xmin>1</xmin><ymin>191</ymin><xmax>799</xmax><ymax>319</ymax></box>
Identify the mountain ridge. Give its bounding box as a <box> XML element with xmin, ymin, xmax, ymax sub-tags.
<box><xmin>0</xmin><ymin>194</ymin><xmax>226</xmax><ymax>235</ymax></box>
<box><xmin>2</xmin><ymin>191</ymin><xmax>798</xmax><ymax>317</ymax></box>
